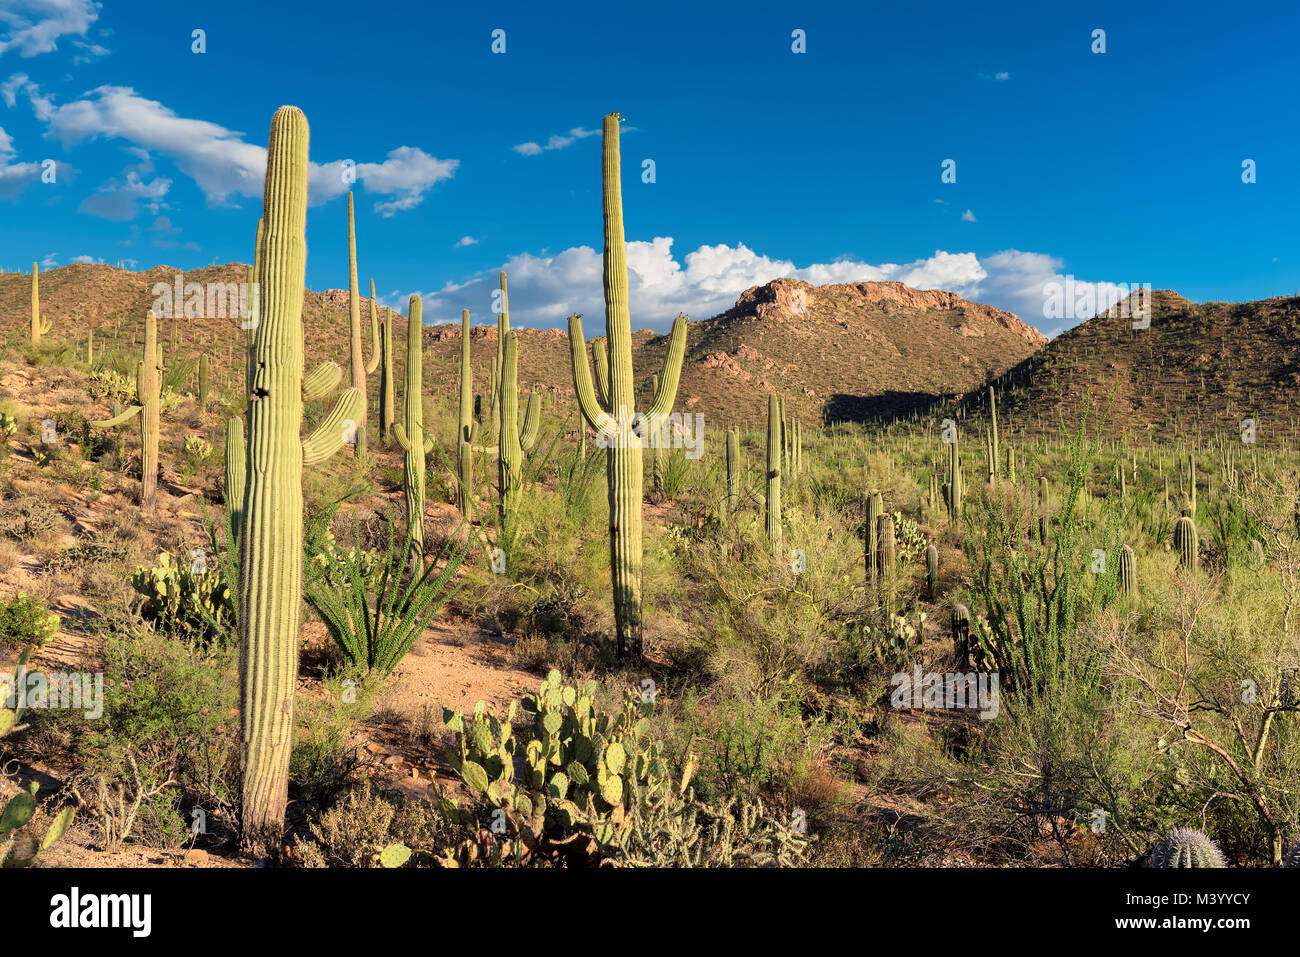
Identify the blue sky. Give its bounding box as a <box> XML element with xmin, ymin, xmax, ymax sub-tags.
<box><xmin>1</xmin><ymin>0</ymin><xmax>1297</xmax><ymax>336</ymax></box>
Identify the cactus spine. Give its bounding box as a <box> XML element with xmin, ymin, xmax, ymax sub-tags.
<box><xmin>394</xmin><ymin>295</ymin><xmax>433</xmax><ymax>563</ymax></box>
<box><xmin>237</xmin><ymin>107</ymin><xmax>364</xmax><ymax>854</ymax></box>
<box><xmin>346</xmin><ymin>192</ymin><xmax>368</xmax><ymax>459</ymax></box>
<box><xmin>565</xmin><ymin>113</ymin><xmax>687</xmax><ymax>658</ymax></box>
<box><xmin>90</xmin><ymin>310</ymin><xmax>161</xmax><ymax>509</ymax></box>
<box><xmin>1174</xmin><ymin>515</ymin><xmax>1199</xmax><ymax>572</ymax></box>
<box><xmin>498</xmin><ymin>331</ymin><xmax>541</xmax><ymax>532</ymax></box>
<box><xmin>765</xmin><ymin>393</ymin><xmax>782</xmax><ymax>546</ymax></box>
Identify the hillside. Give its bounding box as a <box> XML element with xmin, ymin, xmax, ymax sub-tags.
<box><xmin>0</xmin><ymin>265</ymin><xmax>1045</xmax><ymax>428</ymax></box>
<box><xmin>980</xmin><ymin>289</ymin><xmax>1300</xmax><ymax>442</ymax></box>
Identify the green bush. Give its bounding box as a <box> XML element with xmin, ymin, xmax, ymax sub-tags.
<box><xmin>0</xmin><ymin>591</ymin><xmax>59</xmax><ymax>650</ymax></box>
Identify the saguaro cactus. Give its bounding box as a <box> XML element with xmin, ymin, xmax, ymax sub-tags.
<box><xmin>90</xmin><ymin>310</ymin><xmax>162</xmax><ymax>509</ymax></box>
<box><xmin>988</xmin><ymin>385</ymin><xmax>999</xmax><ymax>479</ymax></box>
<box><xmin>30</xmin><ymin>262</ymin><xmax>49</xmax><ymax>346</ymax></box>
<box><xmin>456</xmin><ymin>309</ymin><xmax>476</xmax><ymax>515</ymax></box>
<box><xmin>1149</xmin><ymin>828</ymin><xmax>1225</xmax><ymax>868</ymax></box>
<box><xmin>866</xmin><ymin>490</ymin><xmax>882</xmax><ymax>581</ymax></box>
<box><xmin>1174</xmin><ymin>515</ymin><xmax>1199</xmax><ymax>572</ymax></box>
<box><xmin>498</xmin><ymin>331</ymin><xmax>541</xmax><ymax>532</ymax></box>
<box><xmin>878</xmin><ymin>514</ymin><xmax>897</xmax><ymax>616</ymax></box>
<box><xmin>198</xmin><ymin>354</ymin><xmax>211</xmax><ymax>408</ymax></box>
<box><xmin>725</xmin><ymin>427</ymin><xmax>740</xmax><ymax>514</ymax></box>
<box><xmin>379</xmin><ymin>305</ymin><xmax>395</xmax><ymax>442</ymax></box>
<box><xmin>394</xmin><ymin>295</ymin><xmax>434</xmax><ymax>563</ymax></box>
<box><xmin>225</xmin><ymin>417</ymin><xmax>246</xmax><ymax>548</ymax></box>
<box><xmin>651</xmin><ymin>373</ymin><xmax>664</xmax><ymax>496</ymax></box>
<box><xmin>490</xmin><ymin>271</ymin><xmax>511</xmax><ymax>443</ymax></box>
<box><xmin>237</xmin><ymin>106</ymin><xmax>364</xmax><ymax>855</ymax></box>
<box><xmin>765</xmin><ymin>393</ymin><xmax>782</xmax><ymax>546</ymax></box>
<box><xmin>1118</xmin><ymin>543</ymin><xmax>1136</xmax><ymax>596</ymax></box>
<box><xmin>925</xmin><ymin>542</ymin><xmax>939</xmax><ymax>599</ymax></box>
<box><xmin>346</xmin><ymin>192</ymin><xmax>369</xmax><ymax>459</ymax></box>
<box><xmin>565</xmin><ymin>112</ymin><xmax>687</xmax><ymax>658</ymax></box>
<box><xmin>951</xmin><ymin>603</ymin><xmax>972</xmax><ymax>666</ymax></box>
<box><xmin>947</xmin><ymin>428</ymin><xmax>963</xmax><ymax>523</ymax></box>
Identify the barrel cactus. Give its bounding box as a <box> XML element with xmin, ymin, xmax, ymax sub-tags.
<box><xmin>564</xmin><ymin>113</ymin><xmax>687</xmax><ymax>658</ymax></box>
<box><xmin>237</xmin><ymin>105</ymin><xmax>365</xmax><ymax>855</ymax></box>
<box><xmin>1149</xmin><ymin>828</ymin><xmax>1225</xmax><ymax>868</ymax></box>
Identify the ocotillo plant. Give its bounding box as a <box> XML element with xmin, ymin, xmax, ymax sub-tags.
<box><xmin>498</xmin><ymin>331</ymin><xmax>541</xmax><ymax>533</ymax></box>
<box><xmin>866</xmin><ymin>490</ymin><xmax>882</xmax><ymax>581</ymax></box>
<box><xmin>725</xmin><ymin>427</ymin><xmax>740</xmax><ymax>514</ymax></box>
<box><xmin>224</xmin><ymin>417</ymin><xmax>246</xmax><ymax>549</ymax></box>
<box><xmin>394</xmin><ymin>294</ymin><xmax>433</xmax><ymax>564</ymax></box>
<box><xmin>30</xmin><ymin>262</ymin><xmax>49</xmax><ymax>346</ymax></box>
<box><xmin>565</xmin><ymin>112</ymin><xmax>687</xmax><ymax>658</ymax></box>
<box><xmin>90</xmin><ymin>310</ymin><xmax>162</xmax><ymax>509</ymax></box>
<box><xmin>346</xmin><ymin>192</ymin><xmax>369</xmax><ymax>459</ymax></box>
<box><xmin>765</xmin><ymin>393</ymin><xmax>782</xmax><ymax>547</ymax></box>
<box><xmin>236</xmin><ymin>106</ymin><xmax>365</xmax><ymax>855</ymax></box>
<box><xmin>1174</xmin><ymin>515</ymin><xmax>1198</xmax><ymax>572</ymax></box>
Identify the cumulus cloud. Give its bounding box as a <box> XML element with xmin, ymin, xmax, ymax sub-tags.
<box><xmin>454</xmin><ymin>235</ymin><xmax>478</xmax><ymax>247</ymax></box>
<box><xmin>11</xmin><ymin>83</ymin><xmax>457</xmax><ymax>211</ymax></box>
<box><xmin>512</xmin><ymin>126</ymin><xmax>599</xmax><ymax>156</ymax></box>
<box><xmin>0</xmin><ymin>0</ymin><xmax>100</xmax><ymax>58</ymax></box>
<box><xmin>0</xmin><ymin>121</ymin><xmax>41</xmax><ymax>196</ymax></box>
<box><xmin>78</xmin><ymin>168</ymin><xmax>170</xmax><ymax>220</ymax></box>
<box><xmin>978</xmin><ymin>250</ymin><xmax>1140</xmax><ymax>335</ymax></box>
<box><xmin>961</xmin><ymin>209</ymin><xmax>976</xmax><ymax>222</ymax></box>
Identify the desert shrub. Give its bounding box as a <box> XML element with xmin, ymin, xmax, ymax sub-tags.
<box><xmin>0</xmin><ymin>494</ymin><xmax>61</xmax><ymax>541</ymax></box>
<box><xmin>0</xmin><ymin>591</ymin><xmax>59</xmax><ymax>650</ymax></box>
<box><xmin>292</xmin><ymin>781</ymin><xmax>459</xmax><ymax>868</ymax></box>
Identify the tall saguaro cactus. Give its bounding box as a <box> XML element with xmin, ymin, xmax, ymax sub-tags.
<box><xmin>90</xmin><ymin>310</ymin><xmax>162</xmax><ymax>508</ymax></box>
<box><xmin>456</xmin><ymin>309</ymin><xmax>476</xmax><ymax>515</ymax></box>
<box><xmin>346</xmin><ymin>192</ymin><xmax>368</xmax><ymax>459</ymax></box>
<box><xmin>766</xmin><ymin>393</ymin><xmax>782</xmax><ymax>546</ymax></box>
<box><xmin>30</xmin><ymin>263</ymin><xmax>48</xmax><ymax>346</ymax></box>
<box><xmin>498</xmin><ymin>331</ymin><xmax>541</xmax><ymax>532</ymax></box>
<box><xmin>565</xmin><ymin>112</ymin><xmax>688</xmax><ymax>658</ymax></box>
<box><xmin>379</xmin><ymin>305</ymin><xmax>395</xmax><ymax>442</ymax></box>
<box><xmin>395</xmin><ymin>295</ymin><xmax>434</xmax><ymax>562</ymax></box>
<box><xmin>237</xmin><ymin>106</ymin><xmax>364</xmax><ymax>855</ymax></box>
<box><xmin>725</xmin><ymin>427</ymin><xmax>740</xmax><ymax>514</ymax></box>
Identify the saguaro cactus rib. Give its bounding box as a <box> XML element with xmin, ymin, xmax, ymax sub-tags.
<box><xmin>238</xmin><ymin>106</ymin><xmax>363</xmax><ymax>856</ymax></box>
<box><xmin>563</xmin><ymin>112</ymin><xmax>688</xmax><ymax>658</ymax></box>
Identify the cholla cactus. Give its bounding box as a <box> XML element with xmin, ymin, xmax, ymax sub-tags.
<box><xmin>1149</xmin><ymin>828</ymin><xmax>1225</xmax><ymax>868</ymax></box>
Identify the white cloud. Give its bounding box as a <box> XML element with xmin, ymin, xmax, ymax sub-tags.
<box><xmin>979</xmin><ymin>250</ymin><xmax>1136</xmax><ymax>336</ymax></box>
<box><xmin>0</xmin><ymin>0</ymin><xmax>100</xmax><ymax>58</ymax></box>
<box><xmin>78</xmin><ymin>168</ymin><xmax>170</xmax><ymax>220</ymax></box>
<box><xmin>0</xmin><ymin>120</ymin><xmax>41</xmax><ymax>195</ymax></box>
<box><xmin>13</xmin><ymin>83</ymin><xmax>456</xmax><ymax>211</ymax></box>
<box><xmin>512</xmin><ymin>126</ymin><xmax>599</xmax><ymax>156</ymax></box>
<box><xmin>961</xmin><ymin>209</ymin><xmax>976</xmax><ymax>222</ymax></box>
<box><xmin>454</xmin><ymin>235</ymin><xmax>478</xmax><ymax>248</ymax></box>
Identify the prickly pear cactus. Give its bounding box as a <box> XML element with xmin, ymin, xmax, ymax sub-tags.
<box><xmin>1149</xmin><ymin>828</ymin><xmax>1225</xmax><ymax>868</ymax></box>
<box><xmin>0</xmin><ymin>783</ymin><xmax>75</xmax><ymax>867</ymax></box>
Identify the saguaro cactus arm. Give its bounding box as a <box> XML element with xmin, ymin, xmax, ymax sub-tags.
<box><xmin>302</xmin><ymin>387</ymin><xmax>366</xmax><ymax>466</ymax></box>
<box><xmin>302</xmin><ymin>361</ymin><xmax>342</xmax><ymax>402</ymax></box>
<box><xmin>520</xmin><ymin>392</ymin><xmax>541</xmax><ymax>452</ymax></box>
<box><xmin>90</xmin><ymin>405</ymin><xmax>142</xmax><ymax>428</ymax></box>
<box><xmin>566</xmin><ymin>314</ymin><xmax>616</xmax><ymax>436</ymax></box>
<box><xmin>592</xmin><ymin>338</ymin><xmax>611</xmax><ymax>409</ymax></box>
<box><xmin>642</xmin><ymin>315</ymin><xmax>689</xmax><ymax>420</ymax></box>
<box><xmin>365</xmin><ymin>278</ymin><xmax>381</xmax><ymax>375</ymax></box>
